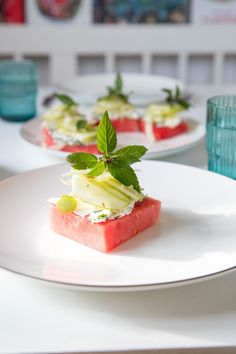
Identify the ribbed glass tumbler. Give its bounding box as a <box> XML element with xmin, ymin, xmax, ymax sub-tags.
<box><xmin>0</xmin><ymin>60</ymin><xmax>37</xmax><ymax>122</ymax></box>
<box><xmin>207</xmin><ymin>95</ymin><xmax>236</xmax><ymax>179</ymax></box>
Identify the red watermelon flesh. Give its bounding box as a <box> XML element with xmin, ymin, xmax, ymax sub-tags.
<box><xmin>42</xmin><ymin>126</ymin><xmax>54</xmax><ymax>147</ymax></box>
<box><xmin>139</xmin><ymin>120</ymin><xmax>188</xmax><ymax>139</ymax></box>
<box><xmin>111</xmin><ymin>118</ymin><xmax>140</xmax><ymax>132</ymax></box>
<box><xmin>50</xmin><ymin>197</ymin><xmax>161</xmax><ymax>252</ymax></box>
<box><xmin>61</xmin><ymin>145</ymin><xmax>99</xmax><ymax>154</ymax></box>
<box><xmin>94</xmin><ymin>118</ymin><xmax>140</xmax><ymax>133</ymax></box>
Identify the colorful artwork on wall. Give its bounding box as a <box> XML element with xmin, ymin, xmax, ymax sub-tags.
<box><xmin>26</xmin><ymin>0</ymin><xmax>89</xmax><ymax>25</ymax></box>
<box><xmin>93</xmin><ymin>0</ymin><xmax>190</xmax><ymax>24</ymax></box>
<box><xmin>0</xmin><ymin>0</ymin><xmax>25</xmax><ymax>23</ymax></box>
<box><xmin>36</xmin><ymin>0</ymin><xmax>81</xmax><ymax>21</ymax></box>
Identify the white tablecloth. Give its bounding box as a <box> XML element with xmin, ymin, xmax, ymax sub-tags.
<box><xmin>0</xmin><ymin>88</ymin><xmax>236</xmax><ymax>354</ymax></box>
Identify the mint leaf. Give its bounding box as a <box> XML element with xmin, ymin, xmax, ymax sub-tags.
<box><xmin>176</xmin><ymin>86</ymin><xmax>180</xmax><ymax>99</ymax></box>
<box><xmin>67</xmin><ymin>152</ymin><xmax>97</xmax><ymax>170</ymax></box>
<box><xmin>162</xmin><ymin>86</ymin><xmax>190</xmax><ymax>109</ymax></box>
<box><xmin>162</xmin><ymin>88</ymin><xmax>172</xmax><ymax>103</ymax></box>
<box><xmin>42</xmin><ymin>93</ymin><xmax>55</xmax><ymax>107</ymax></box>
<box><xmin>162</xmin><ymin>88</ymin><xmax>171</xmax><ymax>94</ymax></box>
<box><xmin>97</xmin><ymin>111</ymin><xmax>117</xmax><ymax>155</ymax></box>
<box><xmin>87</xmin><ymin>161</ymin><xmax>105</xmax><ymax>177</ymax></box>
<box><xmin>76</xmin><ymin>120</ymin><xmax>87</xmax><ymax>130</ymax></box>
<box><xmin>54</xmin><ymin>93</ymin><xmax>77</xmax><ymax>107</ymax></box>
<box><xmin>108</xmin><ymin>164</ymin><xmax>140</xmax><ymax>193</ymax></box>
<box><xmin>114</xmin><ymin>145</ymin><xmax>147</xmax><ymax>166</ymax></box>
<box><xmin>115</xmin><ymin>73</ymin><xmax>122</xmax><ymax>92</ymax></box>
<box><xmin>178</xmin><ymin>98</ymin><xmax>191</xmax><ymax>110</ymax></box>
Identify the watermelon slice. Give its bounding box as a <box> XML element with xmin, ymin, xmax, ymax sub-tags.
<box><xmin>59</xmin><ymin>145</ymin><xmax>99</xmax><ymax>154</ymax></box>
<box><xmin>139</xmin><ymin>120</ymin><xmax>188</xmax><ymax>140</ymax></box>
<box><xmin>42</xmin><ymin>126</ymin><xmax>99</xmax><ymax>154</ymax></box>
<box><xmin>42</xmin><ymin>126</ymin><xmax>54</xmax><ymax>147</ymax></box>
<box><xmin>111</xmin><ymin>118</ymin><xmax>140</xmax><ymax>133</ymax></box>
<box><xmin>50</xmin><ymin>197</ymin><xmax>161</xmax><ymax>252</ymax></box>
<box><xmin>94</xmin><ymin>117</ymin><xmax>140</xmax><ymax>133</ymax></box>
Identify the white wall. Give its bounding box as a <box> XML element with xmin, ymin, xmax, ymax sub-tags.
<box><xmin>1</xmin><ymin>24</ymin><xmax>236</xmax><ymax>89</ymax></box>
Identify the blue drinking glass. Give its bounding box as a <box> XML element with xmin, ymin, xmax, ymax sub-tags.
<box><xmin>0</xmin><ymin>60</ymin><xmax>37</xmax><ymax>122</ymax></box>
<box><xmin>206</xmin><ymin>95</ymin><xmax>236</xmax><ymax>179</ymax></box>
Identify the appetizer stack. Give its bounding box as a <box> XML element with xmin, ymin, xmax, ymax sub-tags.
<box><xmin>42</xmin><ymin>94</ymin><xmax>98</xmax><ymax>153</ymax></box>
<box><xmin>140</xmin><ymin>86</ymin><xmax>190</xmax><ymax>141</ymax></box>
<box><xmin>92</xmin><ymin>73</ymin><xmax>140</xmax><ymax>132</ymax></box>
<box><xmin>49</xmin><ymin>111</ymin><xmax>161</xmax><ymax>252</ymax></box>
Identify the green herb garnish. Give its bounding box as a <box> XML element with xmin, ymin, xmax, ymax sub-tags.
<box><xmin>67</xmin><ymin>152</ymin><xmax>98</xmax><ymax>170</ymax></box>
<box><xmin>43</xmin><ymin>92</ymin><xmax>77</xmax><ymax>108</ymax></box>
<box><xmin>98</xmin><ymin>73</ymin><xmax>130</xmax><ymax>103</ymax></box>
<box><xmin>76</xmin><ymin>120</ymin><xmax>88</xmax><ymax>130</ymax></box>
<box><xmin>67</xmin><ymin>111</ymin><xmax>147</xmax><ymax>192</ymax></box>
<box><xmin>162</xmin><ymin>86</ymin><xmax>191</xmax><ymax>110</ymax></box>
<box><xmin>54</xmin><ymin>93</ymin><xmax>77</xmax><ymax>107</ymax></box>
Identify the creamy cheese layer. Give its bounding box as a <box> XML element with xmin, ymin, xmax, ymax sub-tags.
<box><xmin>49</xmin><ymin>197</ymin><xmax>135</xmax><ymax>223</ymax></box>
<box><xmin>49</xmin><ymin>128</ymin><xmax>97</xmax><ymax>146</ymax></box>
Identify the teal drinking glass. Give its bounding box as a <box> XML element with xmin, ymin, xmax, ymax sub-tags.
<box><xmin>207</xmin><ymin>95</ymin><xmax>236</xmax><ymax>179</ymax></box>
<box><xmin>0</xmin><ymin>60</ymin><xmax>37</xmax><ymax>122</ymax></box>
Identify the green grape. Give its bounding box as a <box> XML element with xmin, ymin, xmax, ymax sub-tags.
<box><xmin>57</xmin><ymin>195</ymin><xmax>77</xmax><ymax>213</ymax></box>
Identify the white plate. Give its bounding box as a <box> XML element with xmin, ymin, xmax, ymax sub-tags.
<box><xmin>1</xmin><ymin>161</ymin><xmax>236</xmax><ymax>291</ymax></box>
<box><xmin>60</xmin><ymin>73</ymin><xmax>184</xmax><ymax>106</ymax></box>
<box><xmin>20</xmin><ymin>117</ymin><xmax>205</xmax><ymax>160</ymax></box>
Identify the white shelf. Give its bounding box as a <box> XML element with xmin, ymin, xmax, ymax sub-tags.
<box><xmin>1</xmin><ymin>25</ymin><xmax>236</xmax><ymax>87</ymax></box>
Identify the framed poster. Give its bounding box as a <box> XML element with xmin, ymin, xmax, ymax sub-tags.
<box><xmin>93</xmin><ymin>0</ymin><xmax>190</xmax><ymax>24</ymax></box>
<box><xmin>26</xmin><ymin>0</ymin><xmax>90</xmax><ymax>25</ymax></box>
<box><xmin>0</xmin><ymin>0</ymin><xmax>25</xmax><ymax>23</ymax></box>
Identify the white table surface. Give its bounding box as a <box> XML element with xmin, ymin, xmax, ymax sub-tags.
<box><xmin>1</xmin><ymin>88</ymin><xmax>236</xmax><ymax>354</ymax></box>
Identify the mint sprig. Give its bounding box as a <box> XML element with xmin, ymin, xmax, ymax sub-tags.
<box><xmin>43</xmin><ymin>92</ymin><xmax>78</xmax><ymax>108</ymax></box>
<box><xmin>98</xmin><ymin>73</ymin><xmax>130</xmax><ymax>103</ymax></box>
<box><xmin>66</xmin><ymin>111</ymin><xmax>147</xmax><ymax>192</ymax></box>
<box><xmin>162</xmin><ymin>86</ymin><xmax>191</xmax><ymax>110</ymax></box>
<box><xmin>54</xmin><ymin>93</ymin><xmax>77</xmax><ymax>107</ymax></box>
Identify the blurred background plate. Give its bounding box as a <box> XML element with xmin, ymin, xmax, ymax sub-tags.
<box><xmin>20</xmin><ymin>116</ymin><xmax>205</xmax><ymax>160</ymax></box>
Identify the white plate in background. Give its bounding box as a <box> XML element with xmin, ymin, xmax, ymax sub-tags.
<box><xmin>0</xmin><ymin>161</ymin><xmax>236</xmax><ymax>291</ymax></box>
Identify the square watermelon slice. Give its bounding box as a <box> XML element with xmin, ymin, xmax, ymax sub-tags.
<box><xmin>50</xmin><ymin>197</ymin><xmax>161</xmax><ymax>252</ymax></box>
